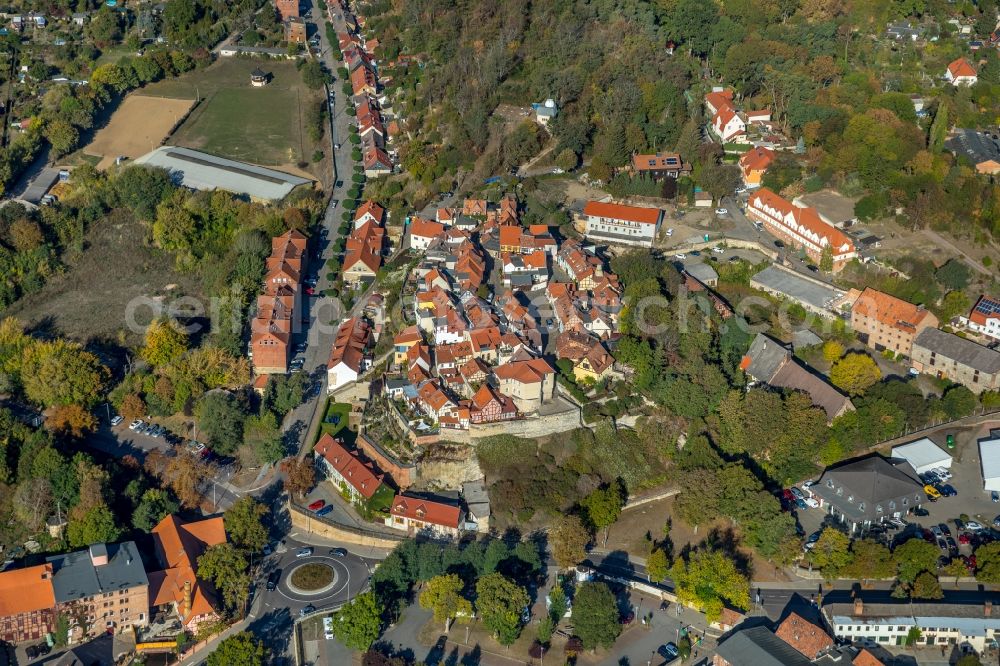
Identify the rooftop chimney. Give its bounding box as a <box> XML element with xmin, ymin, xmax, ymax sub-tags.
<box><xmin>182</xmin><ymin>580</ymin><xmax>193</xmax><ymax>617</ymax></box>
<box><xmin>853</xmin><ymin>598</ymin><xmax>863</xmax><ymax>616</ymax></box>
<box><xmin>89</xmin><ymin>543</ymin><xmax>109</xmax><ymax>567</ymax></box>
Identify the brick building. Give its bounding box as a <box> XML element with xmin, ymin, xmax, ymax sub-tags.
<box><xmin>850</xmin><ymin>288</ymin><xmax>938</xmax><ymax>358</ymax></box>
<box><xmin>251</xmin><ymin>229</ymin><xmax>308</xmax><ymax>374</ymax></box>
<box><xmin>285</xmin><ymin>16</ymin><xmax>306</xmax><ymax>43</ymax></box>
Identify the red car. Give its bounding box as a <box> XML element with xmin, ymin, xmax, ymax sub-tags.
<box><xmin>308</xmin><ymin>499</ymin><xmax>326</xmax><ymax>511</ymax></box>
<box><xmin>304</xmin><ymin>286</ymin><xmax>316</xmax><ymax>295</ymax></box>
<box><xmin>963</xmin><ymin>555</ymin><xmax>977</xmax><ymax>571</ymax></box>
<box><xmin>959</xmin><ymin>533</ymin><xmax>971</xmax><ymax>545</ymax></box>
<box><xmin>781</xmin><ymin>489</ymin><xmax>794</xmax><ymax>502</ymax></box>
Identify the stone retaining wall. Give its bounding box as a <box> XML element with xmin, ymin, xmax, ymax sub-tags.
<box><xmin>288</xmin><ymin>500</ymin><xmax>404</xmax><ymax>548</ymax></box>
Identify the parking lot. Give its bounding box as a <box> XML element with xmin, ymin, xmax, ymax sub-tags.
<box><xmin>790</xmin><ymin>424</ymin><xmax>1000</xmax><ymax>568</ymax></box>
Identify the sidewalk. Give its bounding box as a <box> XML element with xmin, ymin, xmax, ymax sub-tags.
<box><xmin>176</xmin><ymin>593</ymin><xmax>265</xmax><ymax>666</ymax></box>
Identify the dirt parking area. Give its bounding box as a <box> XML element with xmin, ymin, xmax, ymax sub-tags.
<box><xmin>82</xmin><ymin>94</ymin><xmax>196</xmax><ymax>169</ymax></box>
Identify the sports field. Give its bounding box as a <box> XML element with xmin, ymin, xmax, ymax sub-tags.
<box><xmin>83</xmin><ymin>95</ymin><xmax>196</xmax><ymax>169</ymax></box>
<box><xmin>142</xmin><ymin>58</ymin><xmax>313</xmax><ymax>168</ymax></box>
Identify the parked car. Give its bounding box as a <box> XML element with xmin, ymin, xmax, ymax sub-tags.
<box><xmin>940</xmin><ymin>484</ymin><xmax>958</xmax><ymax>497</ymax></box>
<box><xmin>300</xmin><ymin>604</ymin><xmax>316</xmax><ymax>617</ymax></box>
<box><xmin>266</xmin><ymin>569</ymin><xmax>281</xmax><ymax>591</ymax></box>
<box><xmin>959</xmin><ymin>533</ymin><xmax>971</xmax><ymax>545</ymax></box>
<box><xmin>307</xmin><ymin>500</ymin><xmax>326</xmax><ymax>511</ymax></box>
<box><xmin>794</xmin><ymin>498</ymin><xmax>807</xmax><ymax>510</ymax></box>
<box><xmin>790</xmin><ymin>487</ymin><xmax>805</xmax><ymax>500</ymax></box>
<box><xmin>939</xmin><ymin>523</ymin><xmax>951</xmax><ymax>536</ymax></box>
<box><xmin>658</xmin><ymin>643</ymin><xmax>680</xmax><ymax>661</ymax></box>
<box><xmin>966</xmin><ymin>521</ymin><xmax>985</xmax><ymax>532</ymax></box>
<box><xmin>674</xmin><ymin>253</ymin><xmax>686</xmax><ymax>260</ymax></box>
<box><xmin>129</xmin><ymin>419</ymin><xmax>143</xmax><ymax>430</ymax></box>
<box><xmin>913</xmin><ymin>507</ymin><xmax>930</xmax><ymax>517</ymax></box>
<box><xmin>774</xmin><ymin>240</ymin><xmax>785</xmax><ymax>248</ymax></box>
<box><xmin>296</xmin><ymin>547</ymin><xmax>314</xmax><ymax>558</ymax></box>
<box><xmin>804</xmin><ymin>497</ymin><xmax>820</xmax><ymax>508</ymax></box>
<box><xmin>110</xmin><ymin>415</ymin><xmax>123</xmax><ymax>426</ymax></box>
<box><xmin>316</xmin><ymin>505</ymin><xmax>334</xmax><ymax>517</ymax></box>
<box><xmin>714</xmin><ymin>208</ymin><xmax>728</xmax><ymax>215</ymax></box>
<box><xmin>992</xmin><ymin>491</ymin><xmax>1000</xmax><ymax>503</ymax></box>
<box><xmin>931</xmin><ymin>525</ymin><xmax>943</xmax><ymax>537</ymax></box>
<box><xmin>665</xmin><ymin>228</ymin><xmax>674</xmax><ymax>237</ymax></box>
<box><xmin>994</xmin><ymin>515</ymin><xmax>1000</xmax><ymax>528</ymax></box>
<box><xmin>804</xmin><ymin>531</ymin><xmax>822</xmax><ymax>550</ymax></box>
<box><xmin>924</xmin><ymin>485</ymin><xmax>942</xmax><ymax>500</ymax></box>
<box><xmin>712</xmin><ymin>246</ymin><xmax>725</xmax><ymax>254</ymax></box>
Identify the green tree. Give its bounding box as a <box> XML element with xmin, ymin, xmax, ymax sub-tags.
<box><xmin>301</xmin><ymin>60</ymin><xmax>327</xmax><ymax>89</ymax></box>
<box><xmin>224</xmin><ymin>496</ymin><xmax>270</xmax><ymax>552</ymax></box>
<box><xmin>419</xmin><ymin>574</ymin><xmax>470</xmax><ymax>632</ymax></box>
<box><xmin>671</xmin><ymin>549</ymin><xmax>750</xmax><ymax>623</ymax></box>
<box><xmin>141</xmin><ymin>318</ymin><xmax>189</xmax><ymax>367</ymax></box>
<box><xmin>21</xmin><ymin>340</ymin><xmax>108</xmax><ymax>408</ymax></box>
<box><xmin>67</xmin><ymin>505</ymin><xmax>122</xmax><ymax>548</ymax></box>
<box><xmin>476</xmin><ymin>573</ymin><xmax>529</xmax><ymax>646</ymax></box>
<box><xmin>830</xmin><ymin>353</ymin><xmax>882</xmax><ymax>396</ymax></box>
<box><xmin>116</xmin><ymin>166</ymin><xmax>175</xmax><ymax>221</ymax></box>
<box><xmin>842</xmin><ymin>539</ymin><xmax>893</xmax><ymax>582</ymax></box>
<box><xmin>974</xmin><ymin>542</ymin><xmax>1000</xmax><ymax>583</ymax></box>
<box><xmin>45</xmin><ymin>119</ymin><xmax>79</xmax><ymax>157</ymax></box>
<box><xmin>928</xmin><ymin>100</ymin><xmax>948</xmax><ymax>153</ymax></box>
<box><xmin>904</xmin><ymin>626</ymin><xmax>922</xmax><ymax>646</ymax></box>
<box><xmin>581</xmin><ymin>485</ymin><xmax>624</xmax><ymax>545</ymax></box>
<box><xmin>549</xmin><ymin>515</ymin><xmax>590</xmax><ymax>568</ymax></box>
<box><xmin>206</xmin><ymin>631</ymin><xmax>267</xmax><ymax>666</ymax></box>
<box><xmin>331</xmin><ymin>591</ymin><xmax>383</xmax><ymax>651</ymax></box>
<box><xmin>647</xmin><ymin>548</ymin><xmax>669</xmax><ymax>582</ymax></box>
<box><xmin>196</xmin><ymin>392</ymin><xmax>248</xmax><ymax>455</ymax></box>
<box><xmin>910</xmin><ymin>571</ymin><xmax>943</xmax><ymax>599</ymax></box>
<box><xmin>197</xmin><ymin>544</ymin><xmax>251</xmax><ymax>616</ymax></box>
<box><xmin>807</xmin><ymin>528</ymin><xmax>852</xmax><ymax>578</ymax></box>
<box><xmin>548</xmin><ymin>584</ymin><xmax>567</xmax><ymax>622</ymax></box>
<box><xmin>895</xmin><ymin>538</ymin><xmax>939</xmax><ymax>584</ymax></box>
<box><xmin>819</xmin><ymin>246</ymin><xmax>833</xmax><ymax>272</ymax></box>
<box><xmin>571</xmin><ymin>581</ymin><xmax>621</xmax><ymax>650</ymax></box>
<box><xmin>935</xmin><ymin>259</ymin><xmax>971</xmax><ymax>290</ymax></box>
<box><xmin>132</xmin><ymin>488</ymin><xmax>179</xmax><ymax>531</ymax></box>
<box><xmin>942</xmin><ymin>386</ymin><xmax>977</xmax><ymax>419</ymax></box>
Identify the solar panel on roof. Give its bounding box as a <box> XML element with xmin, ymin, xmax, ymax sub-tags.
<box><xmin>975</xmin><ymin>297</ymin><xmax>1000</xmax><ymax>316</ymax></box>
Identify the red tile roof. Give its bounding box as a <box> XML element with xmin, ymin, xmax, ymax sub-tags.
<box><xmin>329</xmin><ymin>317</ymin><xmax>370</xmax><ymax>371</ymax></box>
<box><xmin>315</xmin><ymin>434</ymin><xmax>384</xmax><ymax>499</ymax></box>
<box><xmin>739</xmin><ymin>146</ymin><xmax>774</xmax><ymax>173</ymax></box>
<box><xmin>853</xmin><ymin>649</ymin><xmax>884</xmax><ymax>666</ymax></box>
<box><xmin>582</xmin><ymin>201</ymin><xmax>662</xmax><ymax>225</ymax></box>
<box><xmin>355</xmin><ymin>200</ymin><xmax>385</xmax><ymax>225</ymax></box>
<box><xmin>409</xmin><ymin>218</ymin><xmax>445</xmax><ymax>240</ymax></box>
<box><xmin>494</xmin><ymin>357</ymin><xmax>555</xmax><ymax>384</ymax></box>
<box><xmin>748</xmin><ymin>188</ymin><xmax>855</xmax><ymax>257</ymax></box>
<box><xmin>390</xmin><ymin>494</ymin><xmax>462</xmax><ymax>528</ymax></box>
<box><xmin>149</xmin><ymin>515</ymin><xmax>226</xmax><ymax>621</ymax></box>
<box><xmin>775</xmin><ymin>611</ymin><xmax>833</xmax><ymax>659</ymax></box>
<box><xmin>632</xmin><ymin>152</ymin><xmax>684</xmax><ymax>172</ymax></box>
<box><xmin>0</xmin><ymin>564</ymin><xmax>55</xmax><ymax>616</ymax></box>
<box><xmin>853</xmin><ymin>287</ymin><xmax>935</xmax><ymax>333</ymax></box>
<box><xmin>948</xmin><ymin>57</ymin><xmax>977</xmax><ymax>78</ymax></box>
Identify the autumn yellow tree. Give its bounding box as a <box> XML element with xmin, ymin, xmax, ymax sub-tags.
<box><xmin>21</xmin><ymin>339</ymin><xmax>109</xmax><ymax>407</ymax></box>
<box><xmin>419</xmin><ymin>574</ymin><xmax>471</xmax><ymax>633</ymax></box>
<box><xmin>141</xmin><ymin>319</ymin><xmax>189</xmax><ymax>368</ymax></box>
<box><xmin>830</xmin><ymin>352</ymin><xmax>882</xmax><ymax>396</ymax></box>
<box><xmin>47</xmin><ymin>404</ymin><xmax>98</xmax><ymax>438</ymax></box>
<box><xmin>119</xmin><ymin>394</ymin><xmax>146</xmax><ymax>422</ymax></box>
<box><xmin>822</xmin><ymin>340</ymin><xmax>844</xmax><ymax>364</ymax></box>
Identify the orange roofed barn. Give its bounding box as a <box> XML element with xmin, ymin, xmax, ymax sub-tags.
<box><xmin>148</xmin><ymin>515</ymin><xmax>227</xmax><ymax>633</ymax></box>
<box><xmin>0</xmin><ymin>564</ymin><xmax>56</xmax><ymax>643</ymax></box>
<box><xmin>851</xmin><ymin>287</ymin><xmax>938</xmax><ymax>358</ymax></box>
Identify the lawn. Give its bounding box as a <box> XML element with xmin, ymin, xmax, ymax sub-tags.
<box><xmin>142</xmin><ymin>58</ymin><xmax>318</xmax><ymax>169</ymax></box>
<box><xmin>290</xmin><ymin>563</ymin><xmax>334</xmax><ymax>590</ymax></box>
<box><xmin>316</xmin><ymin>400</ymin><xmax>353</xmax><ymax>444</ymax></box>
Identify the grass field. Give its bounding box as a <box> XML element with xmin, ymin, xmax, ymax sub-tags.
<box><xmin>142</xmin><ymin>58</ymin><xmax>316</xmax><ymax>169</ymax></box>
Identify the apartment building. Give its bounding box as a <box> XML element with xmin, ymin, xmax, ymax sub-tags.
<box><xmin>963</xmin><ymin>295</ymin><xmax>1000</xmax><ymax>341</ymax></box>
<box><xmin>746</xmin><ymin>189</ymin><xmax>857</xmax><ymax>271</ymax></box>
<box><xmin>850</xmin><ymin>288</ymin><xmax>938</xmax><ymax>358</ymax></box>
<box><xmin>386</xmin><ymin>494</ymin><xmax>464</xmax><ymax>539</ymax></box>
<box><xmin>580</xmin><ymin>201</ymin><xmax>663</xmax><ymax>248</ymax></box>
<box><xmin>251</xmin><ymin>229</ymin><xmax>308</xmax><ymax>374</ymax></box>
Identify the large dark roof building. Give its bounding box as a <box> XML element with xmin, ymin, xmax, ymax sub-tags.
<box><xmin>809</xmin><ymin>454</ymin><xmax>924</xmax><ymax>531</ymax></box>
<box><xmin>715</xmin><ymin>625</ymin><xmax>814</xmax><ymax>666</ymax></box>
<box><xmin>945</xmin><ymin>128</ymin><xmax>1000</xmax><ymax>174</ymax></box>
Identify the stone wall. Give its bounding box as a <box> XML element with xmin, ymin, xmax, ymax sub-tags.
<box><xmin>288</xmin><ymin>500</ymin><xmax>404</xmax><ymax>548</ymax></box>
<box><xmin>355</xmin><ymin>432</ymin><xmax>418</xmax><ymax>489</ymax></box>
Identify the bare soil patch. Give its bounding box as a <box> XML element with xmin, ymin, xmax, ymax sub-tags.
<box><xmin>82</xmin><ymin>94</ymin><xmax>196</xmax><ymax>169</ymax></box>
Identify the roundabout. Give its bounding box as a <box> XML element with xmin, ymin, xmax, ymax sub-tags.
<box><xmin>274</xmin><ymin>553</ymin><xmax>355</xmax><ymax>607</ymax></box>
<box><xmin>287</xmin><ymin>562</ymin><xmax>338</xmax><ymax>595</ymax></box>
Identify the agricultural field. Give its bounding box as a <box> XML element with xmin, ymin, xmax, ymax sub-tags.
<box><xmin>141</xmin><ymin>58</ymin><xmax>321</xmax><ymax>175</ymax></box>
<box><xmin>83</xmin><ymin>94</ymin><xmax>196</xmax><ymax>169</ymax></box>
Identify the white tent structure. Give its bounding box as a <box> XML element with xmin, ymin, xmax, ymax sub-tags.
<box><xmin>981</xmin><ymin>436</ymin><xmax>1000</xmax><ymax>492</ymax></box>
<box><xmin>891</xmin><ymin>438</ymin><xmax>952</xmax><ymax>475</ymax></box>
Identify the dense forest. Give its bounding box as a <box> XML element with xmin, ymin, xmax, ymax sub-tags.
<box><xmin>363</xmin><ymin>0</ymin><xmax>1000</xmax><ymax>240</ymax></box>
